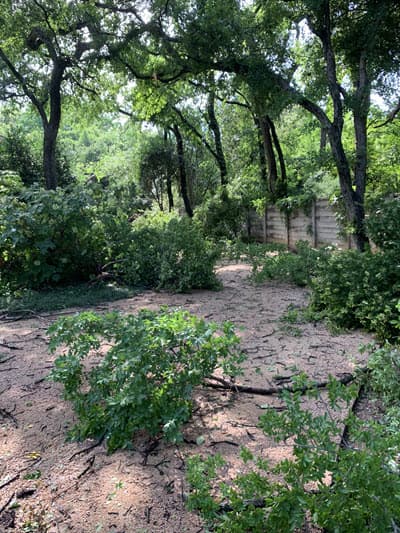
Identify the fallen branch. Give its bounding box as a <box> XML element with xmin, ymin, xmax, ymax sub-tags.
<box><xmin>204</xmin><ymin>371</ymin><xmax>363</xmax><ymax>396</ymax></box>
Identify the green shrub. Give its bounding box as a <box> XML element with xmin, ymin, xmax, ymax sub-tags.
<box><xmin>195</xmin><ymin>192</ymin><xmax>246</xmax><ymax>240</ymax></box>
<box><xmin>310</xmin><ymin>249</ymin><xmax>400</xmax><ymax>340</ymax></box>
<box><xmin>114</xmin><ymin>211</ymin><xmax>220</xmax><ymax>292</ymax></box>
<box><xmin>187</xmin><ymin>374</ymin><xmax>400</xmax><ymax>532</ymax></box>
<box><xmin>251</xmin><ymin>241</ymin><xmax>331</xmax><ymax>287</ymax></box>
<box><xmin>49</xmin><ymin>308</ymin><xmax>245</xmax><ymax>452</ymax></box>
<box><xmin>366</xmin><ymin>196</ymin><xmax>400</xmax><ymax>251</ymax></box>
<box><xmin>0</xmin><ymin>185</ymin><xmax>104</xmax><ymax>288</ymax></box>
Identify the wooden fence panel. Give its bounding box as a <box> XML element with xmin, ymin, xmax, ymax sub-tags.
<box><xmin>247</xmin><ymin>199</ymin><xmax>351</xmax><ymax>249</ymax></box>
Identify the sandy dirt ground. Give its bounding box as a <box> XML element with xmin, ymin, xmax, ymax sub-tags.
<box><xmin>0</xmin><ymin>263</ymin><xmax>371</xmax><ymax>532</ymax></box>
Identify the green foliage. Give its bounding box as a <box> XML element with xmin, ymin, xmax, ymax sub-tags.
<box><xmin>195</xmin><ymin>192</ymin><xmax>247</xmax><ymax>240</ymax></box>
<box><xmin>366</xmin><ymin>196</ymin><xmax>400</xmax><ymax>252</ymax></box>
<box><xmin>367</xmin><ymin>341</ymin><xmax>400</xmax><ymax>405</ymax></box>
<box><xmin>113</xmin><ymin>211</ymin><xmax>221</xmax><ymax>292</ymax></box>
<box><xmin>187</xmin><ymin>374</ymin><xmax>400</xmax><ymax>532</ymax></box>
<box><xmin>0</xmin><ymin>185</ymin><xmax>104</xmax><ymax>288</ymax></box>
<box><xmin>49</xmin><ymin>308</ymin><xmax>245</xmax><ymax>452</ymax></box>
<box><xmin>0</xmin><ymin>127</ymin><xmax>42</xmax><ymax>186</ymax></box>
<box><xmin>310</xmin><ymin>249</ymin><xmax>400</xmax><ymax>340</ymax></box>
<box><xmin>251</xmin><ymin>240</ymin><xmax>330</xmax><ymax>287</ymax></box>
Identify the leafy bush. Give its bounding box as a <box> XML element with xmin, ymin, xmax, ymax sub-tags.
<box><xmin>49</xmin><ymin>308</ymin><xmax>245</xmax><ymax>452</ymax></box>
<box><xmin>0</xmin><ymin>185</ymin><xmax>104</xmax><ymax>288</ymax></box>
<box><xmin>251</xmin><ymin>240</ymin><xmax>331</xmax><ymax>287</ymax></box>
<box><xmin>113</xmin><ymin>211</ymin><xmax>221</xmax><ymax>292</ymax></box>
<box><xmin>187</xmin><ymin>374</ymin><xmax>400</xmax><ymax>532</ymax></box>
<box><xmin>195</xmin><ymin>192</ymin><xmax>246</xmax><ymax>240</ymax></box>
<box><xmin>366</xmin><ymin>196</ymin><xmax>400</xmax><ymax>251</ymax></box>
<box><xmin>310</xmin><ymin>249</ymin><xmax>400</xmax><ymax>340</ymax></box>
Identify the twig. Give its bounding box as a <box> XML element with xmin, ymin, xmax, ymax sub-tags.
<box><xmin>68</xmin><ymin>434</ymin><xmax>105</xmax><ymax>461</ymax></box>
<box><xmin>0</xmin><ymin>492</ymin><xmax>15</xmax><ymax>515</ymax></box>
<box><xmin>0</xmin><ymin>355</ymin><xmax>16</xmax><ymax>364</ymax></box>
<box><xmin>208</xmin><ymin>440</ymin><xmax>239</xmax><ymax>447</ymax></box>
<box><xmin>77</xmin><ymin>455</ymin><xmax>95</xmax><ymax>479</ymax></box>
<box><xmin>0</xmin><ymin>343</ymin><xmax>22</xmax><ymax>351</ymax></box>
<box><xmin>0</xmin><ymin>408</ymin><xmax>18</xmax><ymax>427</ymax></box>
<box><xmin>0</xmin><ymin>473</ymin><xmax>19</xmax><ymax>490</ymax></box>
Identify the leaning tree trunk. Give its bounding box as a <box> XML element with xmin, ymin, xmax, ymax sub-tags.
<box><xmin>171</xmin><ymin>124</ymin><xmax>193</xmax><ymax>218</ymax></box>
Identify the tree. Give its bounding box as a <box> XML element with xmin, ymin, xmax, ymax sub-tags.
<box><xmin>0</xmin><ymin>0</ymin><xmax>103</xmax><ymax>189</ymax></box>
<box><xmin>108</xmin><ymin>0</ymin><xmax>400</xmax><ymax>250</ymax></box>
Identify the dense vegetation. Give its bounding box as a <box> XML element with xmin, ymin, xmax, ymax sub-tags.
<box><xmin>1</xmin><ymin>0</ymin><xmax>400</xmax><ymax>530</ymax></box>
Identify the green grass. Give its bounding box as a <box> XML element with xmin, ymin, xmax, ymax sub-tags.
<box><xmin>0</xmin><ymin>283</ymin><xmax>136</xmax><ymax>316</ymax></box>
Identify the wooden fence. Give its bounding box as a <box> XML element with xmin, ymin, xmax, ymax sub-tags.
<box><xmin>246</xmin><ymin>199</ymin><xmax>354</xmax><ymax>249</ymax></box>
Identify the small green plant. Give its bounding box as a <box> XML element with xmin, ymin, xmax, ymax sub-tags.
<box><xmin>251</xmin><ymin>241</ymin><xmax>331</xmax><ymax>287</ymax></box>
<box><xmin>187</xmin><ymin>373</ymin><xmax>400</xmax><ymax>532</ymax></box>
<box><xmin>48</xmin><ymin>308</ymin><xmax>245</xmax><ymax>452</ymax></box>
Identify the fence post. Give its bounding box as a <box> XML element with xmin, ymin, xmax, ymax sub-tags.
<box><xmin>263</xmin><ymin>207</ymin><xmax>268</xmax><ymax>243</ymax></box>
<box><xmin>312</xmin><ymin>199</ymin><xmax>318</xmax><ymax>247</ymax></box>
<box><xmin>286</xmin><ymin>212</ymin><xmax>290</xmax><ymax>249</ymax></box>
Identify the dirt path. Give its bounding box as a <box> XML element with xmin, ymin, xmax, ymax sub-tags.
<box><xmin>0</xmin><ymin>264</ymin><xmax>371</xmax><ymax>532</ymax></box>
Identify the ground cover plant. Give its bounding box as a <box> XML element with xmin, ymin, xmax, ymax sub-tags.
<box><xmin>48</xmin><ymin>307</ymin><xmax>245</xmax><ymax>452</ymax></box>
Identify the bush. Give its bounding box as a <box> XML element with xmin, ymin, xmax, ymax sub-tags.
<box><xmin>113</xmin><ymin>211</ymin><xmax>221</xmax><ymax>292</ymax></box>
<box><xmin>49</xmin><ymin>308</ymin><xmax>245</xmax><ymax>452</ymax></box>
<box><xmin>366</xmin><ymin>196</ymin><xmax>400</xmax><ymax>251</ymax></box>
<box><xmin>251</xmin><ymin>241</ymin><xmax>331</xmax><ymax>287</ymax></box>
<box><xmin>310</xmin><ymin>249</ymin><xmax>400</xmax><ymax>340</ymax></box>
<box><xmin>195</xmin><ymin>192</ymin><xmax>246</xmax><ymax>240</ymax></box>
<box><xmin>187</xmin><ymin>373</ymin><xmax>400</xmax><ymax>532</ymax></box>
<box><xmin>0</xmin><ymin>185</ymin><xmax>104</xmax><ymax>288</ymax></box>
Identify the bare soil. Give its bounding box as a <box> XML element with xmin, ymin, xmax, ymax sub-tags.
<box><xmin>0</xmin><ymin>264</ymin><xmax>371</xmax><ymax>533</ymax></box>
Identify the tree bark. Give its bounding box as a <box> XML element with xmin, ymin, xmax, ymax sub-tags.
<box><xmin>206</xmin><ymin>88</ymin><xmax>228</xmax><ymax>187</ymax></box>
<box><xmin>166</xmin><ymin>172</ymin><xmax>174</xmax><ymax>211</ymax></box>
<box><xmin>267</xmin><ymin>115</ymin><xmax>287</xmax><ymax>198</ymax></box>
<box><xmin>171</xmin><ymin>124</ymin><xmax>193</xmax><ymax>217</ymax></box>
<box><xmin>42</xmin><ymin>59</ymin><xmax>65</xmax><ymax>190</ymax></box>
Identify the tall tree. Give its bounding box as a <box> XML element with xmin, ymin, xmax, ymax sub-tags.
<box><xmin>110</xmin><ymin>0</ymin><xmax>400</xmax><ymax>249</ymax></box>
<box><xmin>0</xmin><ymin>0</ymin><xmax>103</xmax><ymax>189</ymax></box>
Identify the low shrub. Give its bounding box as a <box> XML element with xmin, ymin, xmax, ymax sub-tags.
<box><xmin>114</xmin><ymin>211</ymin><xmax>221</xmax><ymax>292</ymax></box>
<box><xmin>251</xmin><ymin>240</ymin><xmax>331</xmax><ymax>287</ymax></box>
<box><xmin>366</xmin><ymin>196</ymin><xmax>400</xmax><ymax>252</ymax></box>
<box><xmin>310</xmin><ymin>249</ymin><xmax>400</xmax><ymax>340</ymax></box>
<box><xmin>49</xmin><ymin>308</ymin><xmax>245</xmax><ymax>452</ymax></box>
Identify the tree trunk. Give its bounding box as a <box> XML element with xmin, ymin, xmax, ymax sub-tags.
<box><xmin>171</xmin><ymin>124</ymin><xmax>193</xmax><ymax>218</ymax></box>
<box><xmin>206</xmin><ymin>88</ymin><xmax>228</xmax><ymax>187</ymax></box>
<box><xmin>43</xmin><ymin>125</ymin><xmax>59</xmax><ymax>190</ymax></box>
<box><xmin>259</xmin><ymin>115</ymin><xmax>279</xmax><ymax>200</ymax></box>
<box><xmin>166</xmin><ymin>173</ymin><xmax>174</xmax><ymax>211</ymax></box>
<box><xmin>42</xmin><ymin>59</ymin><xmax>65</xmax><ymax>190</ymax></box>
<box><xmin>254</xmin><ymin>117</ymin><xmax>268</xmax><ymax>185</ymax></box>
<box><xmin>267</xmin><ymin>116</ymin><xmax>287</xmax><ymax>198</ymax></box>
